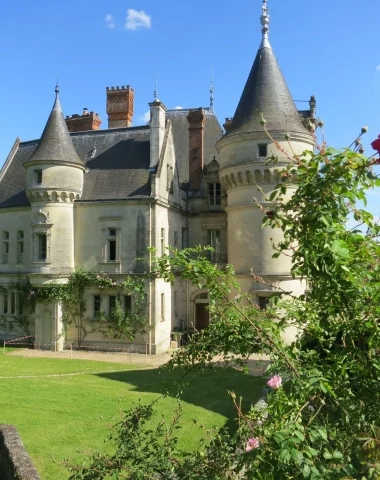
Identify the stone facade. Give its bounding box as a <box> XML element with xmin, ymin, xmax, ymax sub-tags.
<box><xmin>0</xmin><ymin>4</ymin><xmax>316</xmax><ymax>353</ymax></box>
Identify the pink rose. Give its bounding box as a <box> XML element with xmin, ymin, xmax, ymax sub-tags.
<box><xmin>267</xmin><ymin>375</ymin><xmax>282</xmax><ymax>389</ymax></box>
<box><xmin>246</xmin><ymin>437</ymin><xmax>260</xmax><ymax>452</ymax></box>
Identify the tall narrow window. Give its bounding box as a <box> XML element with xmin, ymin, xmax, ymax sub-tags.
<box><xmin>174</xmin><ymin>231</ymin><xmax>178</xmax><ymax>249</ymax></box>
<box><xmin>182</xmin><ymin>228</ymin><xmax>188</xmax><ymax>249</ymax></box>
<box><xmin>161</xmin><ymin>293</ymin><xmax>165</xmax><ymax>321</ymax></box>
<box><xmin>167</xmin><ymin>165</ymin><xmax>174</xmax><ymax>193</ymax></box>
<box><xmin>208</xmin><ymin>183</ymin><xmax>221</xmax><ymax>207</ymax></box>
<box><xmin>207</xmin><ymin>230</ymin><xmax>221</xmax><ymax>262</ymax></box>
<box><xmin>109</xmin><ymin>295</ymin><xmax>116</xmax><ymax>314</ymax></box>
<box><xmin>2</xmin><ymin>231</ymin><xmax>9</xmax><ymax>264</ymax></box>
<box><xmin>108</xmin><ymin>228</ymin><xmax>117</xmax><ymax>261</ymax></box>
<box><xmin>35</xmin><ymin>169</ymin><xmax>43</xmax><ymax>185</ymax></box>
<box><xmin>258</xmin><ymin>144</ymin><xmax>268</xmax><ymax>158</ymax></box>
<box><xmin>124</xmin><ymin>295</ymin><xmax>132</xmax><ymax>314</ymax></box>
<box><xmin>161</xmin><ymin>228</ymin><xmax>165</xmax><ymax>256</ymax></box>
<box><xmin>38</xmin><ymin>234</ymin><xmax>47</xmax><ymax>261</ymax></box>
<box><xmin>93</xmin><ymin>295</ymin><xmax>101</xmax><ymax>319</ymax></box>
<box><xmin>17</xmin><ymin>231</ymin><xmax>24</xmax><ymax>263</ymax></box>
<box><xmin>3</xmin><ymin>292</ymin><xmax>8</xmax><ymax>314</ymax></box>
<box><xmin>10</xmin><ymin>292</ymin><xmax>16</xmax><ymax>315</ymax></box>
<box><xmin>174</xmin><ymin>291</ymin><xmax>178</xmax><ymax>316</ymax></box>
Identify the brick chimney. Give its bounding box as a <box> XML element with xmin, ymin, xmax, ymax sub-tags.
<box><xmin>66</xmin><ymin>108</ymin><xmax>102</xmax><ymax>132</ymax></box>
<box><xmin>223</xmin><ymin>117</ymin><xmax>233</xmax><ymax>133</ymax></box>
<box><xmin>106</xmin><ymin>85</ymin><xmax>134</xmax><ymax>128</ymax></box>
<box><xmin>187</xmin><ymin>108</ymin><xmax>206</xmax><ymax>191</ymax></box>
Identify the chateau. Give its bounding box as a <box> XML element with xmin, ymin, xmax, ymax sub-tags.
<box><xmin>0</xmin><ymin>1</ymin><xmax>316</xmax><ymax>354</ymax></box>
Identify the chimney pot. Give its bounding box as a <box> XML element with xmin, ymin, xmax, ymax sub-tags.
<box><xmin>66</xmin><ymin>110</ymin><xmax>102</xmax><ymax>132</ymax></box>
<box><xmin>106</xmin><ymin>84</ymin><xmax>135</xmax><ymax>128</ymax></box>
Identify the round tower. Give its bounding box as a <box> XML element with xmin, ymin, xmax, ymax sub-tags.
<box><xmin>217</xmin><ymin>1</ymin><xmax>315</xmax><ymax>314</ymax></box>
<box><xmin>24</xmin><ymin>84</ymin><xmax>85</xmax><ymax>274</ymax></box>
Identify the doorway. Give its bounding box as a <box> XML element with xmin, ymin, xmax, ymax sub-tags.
<box><xmin>194</xmin><ymin>292</ymin><xmax>210</xmax><ymax>331</ymax></box>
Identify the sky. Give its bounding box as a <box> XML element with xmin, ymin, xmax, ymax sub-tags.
<box><xmin>0</xmin><ymin>0</ymin><xmax>379</xmax><ymax>216</ymax></box>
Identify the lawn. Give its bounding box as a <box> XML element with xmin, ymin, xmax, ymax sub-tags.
<box><xmin>0</xmin><ymin>353</ymin><xmax>265</xmax><ymax>480</ymax></box>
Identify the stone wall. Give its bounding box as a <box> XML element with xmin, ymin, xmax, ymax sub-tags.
<box><xmin>0</xmin><ymin>425</ymin><xmax>40</xmax><ymax>480</ymax></box>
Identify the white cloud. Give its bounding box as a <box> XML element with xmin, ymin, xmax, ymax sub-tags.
<box><xmin>174</xmin><ymin>106</ymin><xmax>183</xmax><ymax>110</ymax></box>
<box><xmin>125</xmin><ymin>9</ymin><xmax>152</xmax><ymax>30</ymax></box>
<box><xmin>376</xmin><ymin>65</ymin><xmax>380</xmax><ymax>72</ymax></box>
<box><xmin>105</xmin><ymin>14</ymin><xmax>115</xmax><ymax>28</ymax></box>
<box><xmin>139</xmin><ymin>111</ymin><xmax>150</xmax><ymax>123</ymax></box>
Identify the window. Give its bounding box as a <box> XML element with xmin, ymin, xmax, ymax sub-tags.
<box><xmin>93</xmin><ymin>295</ymin><xmax>101</xmax><ymax>318</ymax></box>
<box><xmin>10</xmin><ymin>292</ymin><xmax>16</xmax><ymax>315</ymax></box>
<box><xmin>108</xmin><ymin>228</ymin><xmax>117</xmax><ymax>261</ymax></box>
<box><xmin>167</xmin><ymin>165</ymin><xmax>174</xmax><ymax>193</ymax></box>
<box><xmin>38</xmin><ymin>234</ymin><xmax>47</xmax><ymax>261</ymax></box>
<box><xmin>207</xmin><ymin>230</ymin><xmax>221</xmax><ymax>262</ymax></box>
<box><xmin>258</xmin><ymin>144</ymin><xmax>268</xmax><ymax>158</ymax></box>
<box><xmin>174</xmin><ymin>231</ymin><xmax>178</xmax><ymax>249</ymax></box>
<box><xmin>35</xmin><ymin>169</ymin><xmax>42</xmax><ymax>184</ymax></box>
<box><xmin>161</xmin><ymin>293</ymin><xmax>165</xmax><ymax>321</ymax></box>
<box><xmin>182</xmin><ymin>228</ymin><xmax>188</xmax><ymax>249</ymax></box>
<box><xmin>258</xmin><ymin>296</ymin><xmax>269</xmax><ymax>311</ymax></box>
<box><xmin>124</xmin><ymin>295</ymin><xmax>132</xmax><ymax>314</ymax></box>
<box><xmin>161</xmin><ymin>228</ymin><xmax>165</xmax><ymax>256</ymax></box>
<box><xmin>3</xmin><ymin>292</ymin><xmax>8</xmax><ymax>314</ymax></box>
<box><xmin>109</xmin><ymin>295</ymin><xmax>116</xmax><ymax>314</ymax></box>
<box><xmin>2</xmin><ymin>231</ymin><xmax>9</xmax><ymax>264</ymax></box>
<box><xmin>17</xmin><ymin>231</ymin><xmax>24</xmax><ymax>263</ymax></box>
<box><xmin>208</xmin><ymin>183</ymin><xmax>221</xmax><ymax>207</ymax></box>
<box><xmin>174</xmin><ymin>291</ymin><xmax>178</xmax><ymax>316</ymax></box>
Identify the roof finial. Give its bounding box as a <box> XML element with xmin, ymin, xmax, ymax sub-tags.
<box><xmin>209</xmin><ymin>65</ymin><xmax>214</xmax><ymax>114</ymax></box>
<box><xmin>154</xmin><ymin>73</ymin><xmax>159</xmax><ymax>102</ymax></box>
<box><xmin>260</xmin><ymin>0</ymin><xmax>271</xmax><ymax>49</ymax></box>
<box><xmin>55</xmin><ymin>80</ymin><xmax>60</xmax><ymax>98</ymax></box>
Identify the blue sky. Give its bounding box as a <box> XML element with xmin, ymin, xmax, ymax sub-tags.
<box><xmin>1</xmin><ymin>0</ymin><xmax>379</xmax><ymax>215</ymax></box>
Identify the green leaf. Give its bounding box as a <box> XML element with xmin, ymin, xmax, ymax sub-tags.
<box><xmin>323</xmin><ymin>450</ymin><xmax>333</xmax><ymax>459</ymax></box>
<box><xmin>318</xmin><ymin>428</ymin><xmax>328</xmax><ymax>441</ymax></box>
<box><xmin>279</xmin><ymin>448</ymin><xmax>291</xmax><ymax>462</ymax></box>
<box><xmin>291</xmin><ymin>448</ymin><xmax>304</xmax><ymax>465</ymax></box>
<box><xmin>302</xmin><ymin>464</ymin><xmax>311</xmax><ymax>477</ymax></box>
<box><xmin>332</xmin><ymin>451</ymin><xmax>343</xmax><ymax>459</ymax></box>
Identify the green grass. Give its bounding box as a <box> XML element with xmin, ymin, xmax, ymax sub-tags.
<box><xmin>0</xmin><ymin>354</ymin><xmax>264</xmax><ymax>480</ymax></box>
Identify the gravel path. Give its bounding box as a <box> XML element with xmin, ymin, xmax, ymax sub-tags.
<box><xmin>6</xmin><ymin>349</ymin><xmax>270</xmax><ymax>376</ymax></box>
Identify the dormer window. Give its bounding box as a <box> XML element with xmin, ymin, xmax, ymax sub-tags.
<box><xmin>35</xmin><ymin>169</ymin><xmax>42</xmax><ymax>185</ymax></box>
<box><xmin>208</xmin><ymin>183</ymin><xmax>221</xmax><ymax>208</ymax></box>
<box><xmin>258</xmin><ymin>144</ymin><xmax>268</xmax><ymax>158</ymax></box>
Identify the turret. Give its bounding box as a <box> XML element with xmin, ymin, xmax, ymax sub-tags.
<box><xmin>24</xmin><ymin>84</ymin><xmax>85</xmax><ymax>273</ymax></box>
<box><xmin>217</xmin><ymin>1</ymin><xmax>315</xmax><ymax>310</ymax></box>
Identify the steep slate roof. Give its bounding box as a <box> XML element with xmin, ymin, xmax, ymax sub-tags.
<box><xmin>167</xmin><ymin>109</ymin><xmax>223</xmax><ymax>185</ymax></box>
<box><xmin>0</xmin><ymin>127</ymin><xmax>151</xmax><ymax>208</ymax></box>
<box><xmin>28</xmin><ymin>94</ymin><xmax>83</xmax><ymax>166</ymax></box>
<box><xmin>0</xmin><ymin>106</ymin><xmax>222</xmax><ymax>208</ymax></box>
<box><xmin>226</xmin><ymin>45</ymin><xmax>309</xmax><ymax>137</ymax></box>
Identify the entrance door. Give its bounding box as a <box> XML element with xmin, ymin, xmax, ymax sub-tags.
<box><xmin>195</xmin><ymin>303</ymin><xmax>210</xmax><ymax>330</ymax></box>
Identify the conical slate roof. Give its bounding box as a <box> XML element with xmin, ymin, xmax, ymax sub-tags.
<box><xmin>226</xmin><ymin>45</ymin><xmax>308</xmax><ymax>137</ymax></box>
<box><xmin>28</xmin><ymin>91</ymin><xmax>83</xmax><ymax>166</ymax></box>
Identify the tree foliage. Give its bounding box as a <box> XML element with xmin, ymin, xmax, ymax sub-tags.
<box><xmin>68</xmin><ymin>130</ymin><xmax>380</xmax><ymax>479</ymax></box>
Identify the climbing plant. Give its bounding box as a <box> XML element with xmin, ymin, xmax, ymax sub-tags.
<box><xmin>37</xmin><ymin>269</ymin><xmax>149</xmax><ymax>346</ymax></box>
